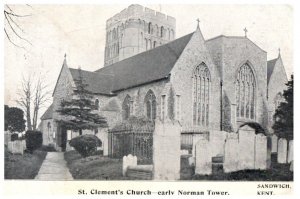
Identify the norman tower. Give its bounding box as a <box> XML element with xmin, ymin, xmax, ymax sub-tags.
<box><xmin>104</xmin><ymin>4</ymin><xmax>176</xmax><ymax>66</ymax></box>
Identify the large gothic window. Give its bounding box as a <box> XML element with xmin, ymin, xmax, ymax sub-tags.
<box><xmin>144</xmin><ymin>90</ymin><xmax>156</xmax><ymax>120</ymax></box>
<box><xmin>193</xmin><ymin>63</ymin><xmax>211</xmax><ymax>126</ymax></box>
<box><xmin>122</xmin><ymin>95</ymin><xmax>132</xmax><ymax>120</ymax></box>
<box><xmin>235</xmin><ymin>63</ymin><xmax>256</xmax><ymax>120</ymax></box>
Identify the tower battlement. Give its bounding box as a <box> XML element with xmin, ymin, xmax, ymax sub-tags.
<box><xmin>106</xmin><ymin>4</ymin><xmax>176</xmax><ymax>29</ymax></box>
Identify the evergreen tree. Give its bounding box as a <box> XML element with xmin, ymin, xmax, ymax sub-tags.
<box><xmin>272</xmin><ymin>75</ymin><xmax>293</xmax><ymax>140</ymax></box>
<box><xmin>56</xmin><ymin>68</ymin><xmax>107</xmax><ymax>135</ymax></box>
<box><xmin>4</xmin><ymin>105</ymin><xmax>26</xmax><ymax>132</ymax></box>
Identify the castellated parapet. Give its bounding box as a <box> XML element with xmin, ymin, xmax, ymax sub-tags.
<box><xmin>104</xmin><ymin>4</ymin><xmax>176</xmax><ymax>66</ymax></box>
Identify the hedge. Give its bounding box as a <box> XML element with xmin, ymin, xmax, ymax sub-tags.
<box><xmin>69</xmin><ymin>135</ymin><xmax>102</xmax><ymax>157</ymax></box>
<box><xmin>25</xmin><ymin>131</ymin><xmax>43</xmax><ymax>152</ymax></box>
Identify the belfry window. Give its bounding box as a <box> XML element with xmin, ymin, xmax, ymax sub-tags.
<box><xmin>192</xmin><ymin>63</ymin><xmax>210</xmax><ymax>126</ymax></box>
<box><xmin>236</xmin><ymin>63</ymin><xmax>256</xmax><ymax>120</ymax></box>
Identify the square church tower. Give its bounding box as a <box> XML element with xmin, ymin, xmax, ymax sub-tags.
<box><xmin>104</xmin><ymin>4</ymin><xmax>176</xmax><ymax>66</ymax></box>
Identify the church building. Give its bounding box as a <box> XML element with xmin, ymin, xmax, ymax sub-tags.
<box><xmin>40</xmin><ymin>4</ymin><xmax>288</xmax><ymax>152</ymax></box>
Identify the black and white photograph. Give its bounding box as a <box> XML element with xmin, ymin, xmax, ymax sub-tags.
<box><xmin>3</xmin><ymin>1</ymin><xmax>295</xmax><ymax>197</ymax></box>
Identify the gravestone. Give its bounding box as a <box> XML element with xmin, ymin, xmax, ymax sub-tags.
<box><xmin>22</xmin><ymin>140</ymin><xmax>26</xmax><ymax>150</ymax></box>
<box><xmin>210</xmin><ymin>131</ymin><xmax>227</xmax><ymax>157</ymax></box>
<box><xmin>288</xmin><ymin>140</ymin><xmax>293</xmax><ymax>163</ymax></box>
<box><xmin>195</xmin><ymin>138</ymin><xmax>212</xmax><ymax>175</ymax></box>
<box><xmin>192</xmin><ymin>134</ymin><xmax>207</xmax><ymax>157</ymax></box>
<box><xmin>271</xmin><ymin>134</ymin><xmax>278</xmax><ymax>153</ymax></box>
<box><xmin>224</xmin><ymin>134</ymin><xmax>239</xmax><ymax>173</ymax></box>
<box><xmin>238</xmin><ymin>125</ymin><xmax>255</xmax><ymax>170</ymax></box>
<box><xmin>122</xmin><ymin>154</ymin><xmax>137</xmax><ymax>176</ymax></box>
<box><xmin>13</xmin><ymin>140</ymin><xmax>24</xmax><ymax>154</ymax></box>
<box><xmin>277</xmin><ymin>138</ymin><xmax>287</xmax><ymax>163</ymax></box>
<box><xmin>7</xmin><ymin>141</ymin><xmax>14</xmax><ymax>153</ymax></box>
<box><xmin>188</xmin><ymin>156</ymin><xmax>195</xmax><ymax>166</ymax></box>
<box><xmin>254</xmin><ymin>134</ymin><xmax>267</xmax><ymax>170</ymax></box>
<box><xmin>153</xmin><ymin>119</ymin><xmax>181</xmax><ymax>180</ymax></box>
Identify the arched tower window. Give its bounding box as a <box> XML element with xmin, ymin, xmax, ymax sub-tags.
<box><xmin>95</xmin><ymin>99</ymin><xmax>99</xmax><ymax>110</ymax></box>
<box><xmin>122</xmin><ymin>95</ymin><xmax>132</xmax><ymax>120</ymax></box>
<box><xmin>144</xmin><ymin>90</ymin><xmax>157</xmax><ymax>120</ymax></box>
<box><xmin>193</xmin><ymin>63</ymin><xmax>211</xmax><ymax>126</ymax></box>
<box><xmin>236</xmin><ymin>63</ymin><xmax>256</xmax><ymax>120</ymax></box>
<box><xmin>160</xmin><ymin>26</ymin><xmax>164</xmax><ymax>38</ymax></box>
<box><xmin>148</xmin><ymin>22</ymin><xmax>152</xmax><ymax>34</ymax></box>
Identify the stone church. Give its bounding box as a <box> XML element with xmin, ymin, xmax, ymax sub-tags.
<box><xmin>40</xmin><ymin>4</ymin><xmax>288</xmax><ymax>153</ymax></box>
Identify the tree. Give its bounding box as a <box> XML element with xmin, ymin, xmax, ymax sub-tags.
<box><xmin>4</xmin><ymin>4</ymin><xmax>32</xmax><ymax>50</ymax></box>
<box><xmin>16</xmin><ymin>75</ymin><xmax>50</xmax><ymax>130</ymax></box>
<box><xmin>4</xmin><ymin>105</ymin><xmax>26</xmax><ymax>133</ymax></box>
<box><xmin>56</xmin><ymin>68</ymin><xmax>107</xmax><ymax>135</ymax></box>
<box><xmin>272</xmin><ymin>75</ymin><xmax>293</xmax><ymax>140</ymax></box>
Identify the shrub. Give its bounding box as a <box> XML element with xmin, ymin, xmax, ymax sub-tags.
<box><xmin>11</xmin><ymin>133</ymin><xmax>19</xmax><ymax>141</ymax></box>
<box><xmin>69</xmin><ymin>135</ymin><xmax>102</xmax><ymax>157</ymax></box>
<box><xmin>25</xmin><ymin>131</ymin><xmax>43</xmax><ymax>153</ymax></box>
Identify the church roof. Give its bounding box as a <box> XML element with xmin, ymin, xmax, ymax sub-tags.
<box><xmin>69</xmin><ymin>32</ymin><xmax>193</xmax><ymax>95</ymax></box>
<box><xmin>69</xmin><ymin>68</ymin><xmax>115</xmax><ymax>95</ymax></box>
<box><xmin>40</xmin><ymin>103</ymin><xmax>53</xmax><ymax>120</ymax></box>
<box><xmin>267</xmin><ymin>57</ymin><xmax>278</xmax><ymax>84</ymax></box>
<box><xmin>95</xmin><ymin>32</ymin><xmax>194</xmax><ymax>92</ymax></box>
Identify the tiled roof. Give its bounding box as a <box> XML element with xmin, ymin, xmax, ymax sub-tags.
<box><xmin>40</xmin><ymin>103</ymin><xmax>53</xmax><ymax>120</ymax></box>
<box><xmin>267</xmin><ymin>58</ymin><xmax>278</xmax><ymax>84</ymax></box>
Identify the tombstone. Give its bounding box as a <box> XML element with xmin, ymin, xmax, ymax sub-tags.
<box><xmin>195</xmin><ymin>138</ymin><xmax>212</xmax><ymax>175</ymax></box>
<box><xmin>13</xmin><ymin>140</ymin><xmax>24</xmax><ymax>154</ymax></box>
<box><xmin>238</xmin><ymin>125</ymin><xmax>255</xmax><ymax>170</ymax></box>
<box><xmin>210</xmin><ymin>131</ymin><xmax>227</xmax><ymax>157</ymax></box>
<box><xmin>224</xmin><ymin>134</ymin><xmax>239</xmax><ymax>173</ymax></box>
<box><xmin>188</xmin><ymin>156</ymin><xmax>195</xmax><ymax>166</ymax></box>
<box><xmin>22</xmin><ymin>140</ymin><xmax>26</xmax><ymax>150</ymax></box>
<box><xmin>288</xmin><ymin>140</ymin><xmax>293</xmax><ymax>163</ymax></box>
<box><xmin>7</xmin><ymin>141</ymin><xmax>14</xmax><ymax>153</ymax></box>
<box><xmin>277</xmin><ymin>138</ymin><xmax>287</xmax><ymax>163</ymax></box>
<box><xmin>192</xmin><ymin>134</ymin><xmax>206</xmax><ymax>157</ymax></box>
<box><xmin>271</xmin><ymin>134</ymin><xmax>278</xmax><ymax>153</ymax></box>
<box><xmin>254</xmin><ymin>134</ymin><xmax>267</xmax><ymax>170</ymax></box>
<box><xmin>122</xmin><ymin>154</ymin><xmax>137</xmax><ymax>176</ymax></box>
<box><xmin>153</xmin><ymin>119</ymin><xmax>181</xmax><ymax>180</ymax></box>
<box><xmin>4</xmin><ymin>132</ymin><xmax>11</xmax><ymax>145</ymax></box>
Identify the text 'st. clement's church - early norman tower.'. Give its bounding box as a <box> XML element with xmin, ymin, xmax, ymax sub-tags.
<box><xmin>104</xmin><ymin>4</ymin><xmax>176</xmax><ymax>66</ymax></box>
<box><xmin>40</xmin><ymin>4</ymin><xmax>288</xmax><ymax>153</ymax></box>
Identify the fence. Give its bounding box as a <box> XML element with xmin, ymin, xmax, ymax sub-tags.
<box><xmin>108</xmin><ymin>129</ymin><xmax>153</xmax><ymax>163</ymax></box>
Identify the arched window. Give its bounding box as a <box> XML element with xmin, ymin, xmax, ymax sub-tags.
<box><xmin>122</xmin><ymin>95</ymin><xmax>132</xmax><ymax>120</ymax></box>
<box><xmin>148</xmin><ymin>22</ymin><xmax>152</xmax><ymax>34</ymax></box>
<box><xmin>161</xmin><ymin>26</ymin><xmax>164</xmax><ymax>38</ymax></box>
<box><xmin>95</xmin><ymin>99</ymin><xmax>99</xmax><ymax>110</ymax></box>
<box><xmin>236</xmin><ymin>63</ymin><xmax>256</xmax><ymax>120</ymax></box>
<box><xmin>47</xmin><ymin>122</ymin><xmax>51</xmax><ymax>138</ymax></box>
<box><xmin>144</xmin><ymin>90</ymin><xmax>157</xmax><ymax>120</ymax></box>
<box><xmin>193</xmin><ymin>63</ymin><xmax>211</xmax><ymax>126</ymax></box>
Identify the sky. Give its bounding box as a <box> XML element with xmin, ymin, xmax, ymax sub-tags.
<box><xmin>4</xmin><ymin>4</ymin><xmax>293</xmax><ymax>123</ymax></box>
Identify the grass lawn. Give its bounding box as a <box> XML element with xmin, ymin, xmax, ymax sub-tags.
<box><xmin>64</xmin><ymin>150</ymin><xmax>128</xmax><ymax>180</ymax></box>
<box><xmin>5</xmin><ymin>147</ymin><xmax>47</xmax><ymax>179</ymax></box>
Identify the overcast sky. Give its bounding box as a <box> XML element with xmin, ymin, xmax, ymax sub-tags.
<box><xmin>4</xmin><ymin>4</ymin><xmax>293</xmax><ymax>121</ymax></box>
